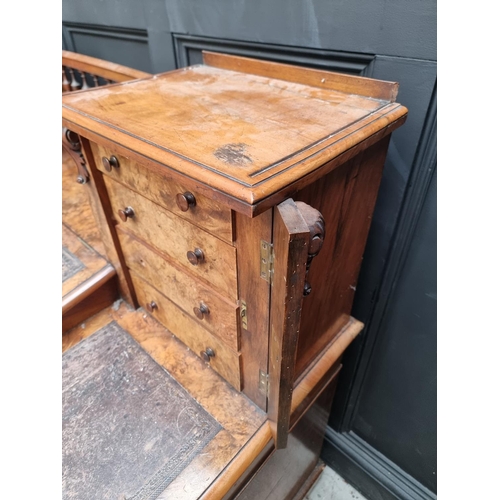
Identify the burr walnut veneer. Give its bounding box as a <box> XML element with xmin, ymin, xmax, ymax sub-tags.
<box><xmin>62</xmin><ymin>52</ymin><xmax>407</xmax><ymax>499</ymax></box>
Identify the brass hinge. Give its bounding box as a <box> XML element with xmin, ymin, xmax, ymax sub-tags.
<box><xmin>240</xmin><ymin>300</ymin><xmax>248</xmax><ymax>330</ymax></box>
<box><xmin>260</xmin><ymin>240</ymin><xmax>274</xmax><ymax>284</ymax></box>
<box><xmin>258</xmin><ymin>369</ymin><xmax>269</xmax><ymax>397</ymax></box>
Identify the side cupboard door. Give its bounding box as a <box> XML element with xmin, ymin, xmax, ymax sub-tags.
<box><xmin>268</xmin><ymin>198</ymin><xmax>324</xmax><ymax>449</ymax></box>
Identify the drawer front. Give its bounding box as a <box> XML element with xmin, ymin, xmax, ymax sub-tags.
<box><xmin>132</xmin><ymin>272</ymin><xmax>241</xmax><ymax>390</ymax></box>
<box><xmin>91</xmin><ymin>142</ymin><xmax>233</xmax><ymax>243</ymax></box>
<box><xmin>118</xmin><ymin>228</ymin><xmax>240</xmax><ymax>351</ymax></box>
<box><xmin>104</xmin><ymin>175</ymin><xmax>238</xmax><ymax>299</ymax></box>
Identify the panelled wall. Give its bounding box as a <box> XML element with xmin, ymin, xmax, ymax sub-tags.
<box><xmin>63</xmin><ymin>2</ymin><xmax>436</xmax><ymax>498</ymax></box>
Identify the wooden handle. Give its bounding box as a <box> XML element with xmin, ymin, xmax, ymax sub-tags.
<box><xmin>62</xmin><ymin>127</ymin><xmax>90</xmax><ymax>184</ymax></box>
<box><xmin>200</xmin><ymin>348</ymin><xmax>215</xmax><ymax>362</ymax></box>
<box><xmin>295</xmin><ymin>201</ymin><xmax>325</xmax><ymax>297</ymax></box>
<box><xmin>118</xmin><ymin>206</ymin><xmax>135</xmax><ymax>222</ymax></box>
<box><xmin>187</xmin><ymin>248</ymin><xmax>205</xmax><ymax>266</ymax></box>
<box><xmin>193</xmin><ymin>303</ymin><xmax>210</xmax><ymax>320</ymax></box>
<box><xmin>102</xmin><ymin>155</ymin><xmax>120</xmax><ymax>172</ymax></box>
<box><xmin>176</xmin><ymin>192</ymin><xmax>196</xmax><ymax>212</ymax></box>
<box><xmin>146</xmin><ymin>301</ymin><xmax>158</xmax><ymax>313</ymax></box>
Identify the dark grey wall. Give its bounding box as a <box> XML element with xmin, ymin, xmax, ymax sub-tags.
<box><xmin>62</xmin><ymin>3</ymin><xmax>436</xmax><ymax>498</ymax></box>
<box><xmin>354</xmin><ymin>168</ymin><xmax>437</xmax><ymax>491</ymax></box>
<box><xmin>63</xmin><ymin>23</ymin><xmax>152</xmax><ymax>72</ymax></box>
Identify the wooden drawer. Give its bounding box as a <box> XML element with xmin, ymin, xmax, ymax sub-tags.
<box><xmin>104</xmin><ymin>175</ymin><xmax>238</xmax><ymax>299</ymax></box>
<box><xmin>91</xmin><ymin>142</ymin><xmax>233</xmax><ymax>243</ymax></box>
<box><xmin>118</xmin><ymin>228</ymin><xmax>240</xmax><ymax>351</ymax></box>
<box><xmin>131</xmin><ymin>272</ymin><xmax>241</xmax><ymax>390</ymax></box>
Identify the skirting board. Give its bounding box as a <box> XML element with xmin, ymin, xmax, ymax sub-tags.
<box><xmin>321</xmin><ymin>428</ymin><xmax>436</xmax><ymax>500</ymax></box>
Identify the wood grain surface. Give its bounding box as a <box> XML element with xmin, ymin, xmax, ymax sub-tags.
<box><xmin>291</xmin><ymin>317</ymin><xmax>363</xmax><ymax>415</ymax></box>
<box><xmin>200</xmin><ymin>423</ymin><xmax>273</xmax><ymax>500</ymax></box>
<box><xmin>91</xmin><ymin>141</ymin><xmax>234</xmax><ymax>243</ymax></box>
<box><xmin>62</xmin><ymin>60</ymin><xmax>408</xmax><ymax>213</ymax></box>
<box><xmin>60</xmin><ymin>52</ymin><xmax>408</xmax><ymax>499</ymax></box>
<box><xmin>62</xmin><ymin>224</ymin><xmax>109</xmax><ymax>297</ymax></box>
<box><xmin>62</xmin><ymin>272</ymin><xmax>118</xmax><ymax>333</ymax></box>
<box><xmin>294</xmin><ymin>137</ymin><xmax>390</xmax><ymax>378</ymax></box>
<box><xmin>62</xmin><ymin>50</ymin><xmax>151</xmax><ymax>83</ymax></box>
<box><xmin>62</xmin><ymin>148</ymin><xmax>106</xmax><ymax>256</ymax></box>
<box><xmin>234</xmin><ymin>209</ymin><xmax>273</xmax><ymax>410</ymax></box>
<box><xmin>159</xmin><ymin>429</ymin><xmax>240</xmax><ymax>499</ymax></box>
<box><xmin>131</xmin><ymin>272</ymin><xmax>242</xmax><ymax>390</ymax></box>
<box><xmin>268</xmin><ymin>199</ymin><xmax>311</xmax><ymax>449</ymax></box>
<box><xmin>62</xmin><ymin>258</ymin><xmax>118</xmax><ymax>333</ymax></box>
<box><xmin>203</xmin><ymin>51</ymin><xmax>399</xmax><ymax>102</ymax></box>
<box><xmin>104</xmin><ymin>175</ymin><xmax>238</xmax><ymax>299</ymax></box>
<box><xmin>79</xmin><ymin>137</ymin><xmax>138</xmax><ymax>306</ymax></box>
<box><xmin>118</xmin><ymin>229</ymin><xmax>240</xmax><ymax>351</ymax></box>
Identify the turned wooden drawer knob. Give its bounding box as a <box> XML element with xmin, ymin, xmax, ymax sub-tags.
<box><xmin>118</xmin><ymin>206</ymin><xmax>135</xmax><ymax>222</ymax></box>
<box><xmin>102</xmin><ymin>155</ymin><xmax>119</xmax><ymax>172</ymax></box>
<box><xmin>146</xmin><ymin>301</ymin><xmax>158</xmax><ymax>313</ymax></box>
<box><xmin>187</xmin><ymin>248</ymin><xmax>205</xmax><ymax>266</ymax></box>
<box><xmin>176</xmin><ymin>192</ymin><xmax>196</xmax><ymax>212</ymax></box>
<box><xmin>193</xmin><ymin>303</ymin><xmax>210</xmax><ymax>320</ymax></box>
<box><xmin>200</xmin><ymin>348</ymin><xmax>215</xmax><ymax>363</ymax></box>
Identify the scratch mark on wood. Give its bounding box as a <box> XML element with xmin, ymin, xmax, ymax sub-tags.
<box><xmin>214</xmin><ymin>143</ymin><xmax>253</xmax><ymax>167</ymax></box>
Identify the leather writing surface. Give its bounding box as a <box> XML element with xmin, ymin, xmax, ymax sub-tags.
<box><xmin>62</xmin><ymin>322</ymin><xmax>221</xmax><ymax>500</ymax></box>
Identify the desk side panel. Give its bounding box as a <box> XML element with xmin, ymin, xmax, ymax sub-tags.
<box><xmin>294</xmin><ymin>136</ymin><xmax>391</xmax><ymax>378</ymax></box>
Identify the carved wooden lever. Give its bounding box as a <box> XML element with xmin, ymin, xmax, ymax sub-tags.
<box><xmin>62</xmin><ymin>128</ymin><xmax>90</xmax><ymax>184</ymax></box>
<box><xmin>295</xmin><ymin>202</ymin><xmax>325</xmax><ymax>296</ymax></box>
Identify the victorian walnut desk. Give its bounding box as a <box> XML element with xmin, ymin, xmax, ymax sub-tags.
<box><xmin>62</xmin><ymin>52</ymin><xmax>407</xmax><ymax>499</ymax></box>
